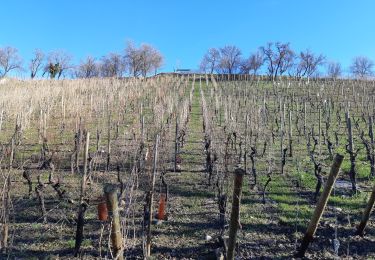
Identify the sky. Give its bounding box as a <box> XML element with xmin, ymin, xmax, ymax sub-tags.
<box><xmin>1</xmin><ymin>0</ymin><xmax>375</xmax><ymax>77</ymax></box>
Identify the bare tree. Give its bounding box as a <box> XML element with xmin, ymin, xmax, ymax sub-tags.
<box><xmin>150</xmin><ymin>50</ymin><xmax>163</xmax><ymax>75</ymax></box>
<box><xmin>139</xmin><ymin>44</ymin><xmax>163</xmax><ymax>77</ymax></box>
<box><xmin>350</xmin><ymin>56</ymin><xmax>374</xmax><ymax>78</ymax></box>
<box><xmin>260</xmin><ymin>43</ymin><xmax>275</xmax><ymax>79</ymax></box>
<box><xmin>125</xmin><ymin>41</ymin><xmax>163</xmax><ymax>77</ymax></box>
<box><xmin>239</xmin><ymin>52</ymin><xmax>263</xmax><ymax>75</ymax></box>
<box><xmin>218</xmin><ymin>45</ymin><xmax>242</xmax><ymax>75</ymax></box>
<box><xmin>200</xmin><ymin>48</ymin><xmax>220</xmax><ymax>74</ymax></box>
<box><xmin>29</xmin><ymin>49</ymin><xmax>45</xmax><ymax>79</ymax></box>
<box><xmin>239</xmin><ymin>58</ymin><xmax>251</xmax><ymax>74</ymax></box>
<box><xmin>125</xmin><ymin>41</ymin><xmax>142</xmax><ymax>77</ymax></box>
<box><xmin>260</xmin><ymin>42</ymin><xmax>294</xmax><ymax>80</ymax></box>
<box><xmin>327</xmin><ymin>62</ymin><xmax>342</xmax><ymax>79</ymax></box>
<box><xmin>278</xmin><ymin>47</ymin><xmax>295</xmax><ymax>77</ymax></box>
<box><xmin>75</xmin><ymin>56</ymin><xmax>99</xmax><ymax>78</ymax></box>
<box><xmin>100</xmin><ymin>53</ymin><xmax>126</xmax><ymax>78</ymax></box>
<box><xmin>295</xmin><ymin>50</ymin><xmax>325</xmax><ymax>78</ymax></box>
<box><xmin>44</xmin><ymin>50</ymin><xmax>73</xmax><ymax>79</ymax></box>
<box><xmin>248</xmin><ymin>52</ymin><xmax>264</xmax><ymax>76</ymax></box>
<box><xmin>0</xmin><ymin>46</ymin><xmax>23</xmax><ymax>78</ymax></box>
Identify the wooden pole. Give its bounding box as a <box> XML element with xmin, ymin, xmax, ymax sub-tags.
<box><xmin>82</xmin><ymin>132</ymin><xmax>90</xmax><ymax>179</ymax></box>
<box><xmin>107</xmin><ymin>113</ymin><xmax>111</xmax><ymax>171</ymax></box>
<box><xmin>280</xmin><ymin>101</ymin><xmax>284</xmax><ymax>174</ymax></box>
<box><xmin>1</xmin><ymin>171</ymin><xmax>11</xmax><ymax>251</ymax></box>
<box><xmin>146</xmin><ymin>134</ymin><xmax>160</xmax><ymax>257</ymax></box>
<box><xmin>174</xmin><ymin>116</ymin><xmax>178</xmax><ymax>172</ymax></box>
<box><xmin>43</xmin><ymin>110</ymin><xmax>47</xmax><ymax>140</ymax></box>
<box><xmin>0</xmin><ymin>109</ymin><xmax>3</xmax><ymax>134</ymax></box>
<box><xmin>356</xmin><ymin>181</ymin><xmax>375</xmax><ymax>236</ymax></box>
<box><xmin>227</xmin><ymin>168</ymin><xmax>245</xmax><ymax>260</ymax></box>
<box><xmin>346</xmin><ymin>111</ymin><xmax>357</xmax><ymax>193</ymax></box>
<box><xmin>304</xmin><ymin>102</ymin><xmax>307</xmax><ymax>135</ymax></box>
<box><xmin>318</xmin><ymin>107</ymin><xmax>321</xmax><ymax>156</ymax></box>
<box><xmin>296</xmin><ymin>154</ymin><xmax>344</xmax><ymax>257</ymax></box>
<box><xmin>288</xmin><ymin>109</ymin><xmax>293</xmax><ymax>157</ymax></box>
<box><xmin>244</xmin><ymin>114</ymin><xmax>248</xmax><ymax>173</ymax></box>
<box><xmin>369</xmin><ymin>116</ymin><xmax>375</xmax><ymax>176</ymax></box>
<box><xmin>9</xmin><ymin>137</ymin><xmax>14</xmax><ymax>169</ymax></box>
<box><xmin>74</xmin><ymin>132</ymin><xmax>90</xmax><ymax>256</ymax></box>
<box><xmin>104</xmin><ymin>184</ymin><xmax>123</xmax><ymax>260</ymax></box>
<box><xmin>75</xmin><ymin>118</ymin><xmax>82</xmax><ymax>173</ymax></box>
<box><xmin>141</xmin><ymin>116</ymin><xmax>145</xmax><ymax>143</ymax></box>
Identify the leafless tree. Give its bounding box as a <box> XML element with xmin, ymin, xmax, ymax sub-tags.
<box><xmin>43</xmin><ymin>50</ymin><xmax>73</xmax><ymax>79</ymax></box>
<box><xmin>278</xmin><ymin>49</ymin><xmax>295</xmax><ymax>77</ymax></box>
<box><xmin>139</xmin><ymin>44</ymin><xmax>163</xmax><ymax>77</ymax></box>
<box><xmin>240</xmin><ymin>52</ymin><xmax>264</xmax><ymax>75</ymax></box>
<box><xmin>260</xmin><ymin>42</ymin><xmax>294</xmax><ymax>80</ymax></box>
<box><xmin>149</xmin><ymin>50</ymin><xmax>163</xmax><ymax>76</ymax></box>
<box><xmin>294</xmin><ymin>50</ymin><xmax>325</xmax><ymax>78</ymax></box>
<box><xmin>125</xmin><ymin>41</ymin><xmax>163</xmax><ymax>77</ymax></box>
<box><xmin>0</xmin><ymin>46</ymin><xmax>23</xmax><ymax>78</ymax></box>
<box><xmin>218</xmin><ymin>45</ymin><xmax>242</xmax><ymax>75</ymax></box>
<box><xmin>100</xmin><ymin>53</ymin><xmax>126</xmax><ymax>78</ymax></box>
<box><xmin>239</xmin><ymin>58</ymin><xmax>250</xmax><ymax>74</ymax></box>
<box><xmin>29</xmin><ymin>49</ymin><xmax>45</xmax><ymax>79</ymax></box>
<box><xmin>200</xmin><ymin>48</ymin><xmax>220</xmax><ymax>74</ymax></box>
<box><xmin>249</xmin><ymin>52</ymin><xmax>264</xmax><ymax>76</ymax></box>
<box><xmin>125</xmin><ymin>41</ymin><xmax>142</xmax><ymax>77</ymax></box>
<box><xmin>75</xmin><ymin>56</ymin><xmax>99</xmax><ymax>78</ymax></box>
<box><xmin>350</xmin><ymin>56</ymin><xmax>374</xmax><ymax>78</ymax></box>
<box><xmin>327</xmin><ymin>62</ymin><xmax>342</xmax><ymax>79</ymax></box>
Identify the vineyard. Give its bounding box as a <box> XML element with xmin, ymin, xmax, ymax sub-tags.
<box><xmin>1</xmin><ymin>76</ymin><xmax>375</xmax><ymax>259</ymax></box>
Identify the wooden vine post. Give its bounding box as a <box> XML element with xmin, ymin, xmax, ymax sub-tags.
<box><xmin>75</xmin><ymin>118</ymin><xmax>82</xmax><ymax>173</ymax></box>
<box><xmin>0</xmin><ymin>108</ymin><xmax>3</xmax><ymax>134</ymax></box>
<box><xmin>1</xmin><ymin>173</ymin><xmax>11</xmax><ymax>251</ymax></box>
<box><xmin>74</xmin><ymin>131</ymin><xmax>90</xmax><ymax>256</ymax></box>
<box><xmin>174</xmin><ymin>116</ymin><xmax>179</xmax><ymax>172</ymax></box>
<box><xmin>356</xmin><ymin>116</ymin><xmax>375</xmax><ymax>235</ymax></box>
<box><xmin>369</xmin><ymin>116</ymin><xmax>375</xmax><ymax>176</ymax></box>
<box><xmin>318</xmin><ymin>107</ymin><xmax>321</xmax><ymax>156</ymax></box>
<box><xmin>356</xmin><ymin>181</ymin><xmax>375</xmax><ymax>236</ymax></box>
<box><xmin>107</xmin><ymin>113</ymin><xmax>111</xmax><ymax>171</ymax></box>
<box><xmin>296</xmin><ymin>153</ymin><xmax>344</xmax><ymax>257</ymax></box>
<box><xmin>345</xmin><ymin>111</ymin><xmax>357</xmax><ymax>194</ymax></box>
<box><xmin>1</xmin><ymin>137</ymin><xmax>15</xmax><ymax>250</ymax></box>
<box><xmin>104</xmin><ymin>184</ymin><xmax>123</xmax><ymax>260</ymax></box>
<box><xmin>145</xmin><ymin>134</ymin><xmax>160</xmax><ymax>257</ymax></box>
<box><xmin>9</xmin><ymin>137</ymin><xmax>14</xmax><ymax>169</ymax></box>
<box><xmin>288</xmin><ymin>109</ymin><xmax>293</xmax><ymax>157</ymax></box>
<box><xmin>227</xmin><ymin>167</ymin><xmax>245</xmax><ymax>260</ymax></box>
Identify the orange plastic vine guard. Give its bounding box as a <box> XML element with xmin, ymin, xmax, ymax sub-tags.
<box><xmin>97</xmin><ymin>197</ymin><xmax>108</xmax><ymax>221</ymax></box>
<box><xmin>157</xmin><ymin>194</ymin><xmax>166</xmax><ymax>220</ymax></box>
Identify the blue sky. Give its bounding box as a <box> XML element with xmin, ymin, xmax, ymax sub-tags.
<box><xmin>1</xmin><ymin>0</ymin><xmax>374</xmax><ymax>76</ymax></box>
